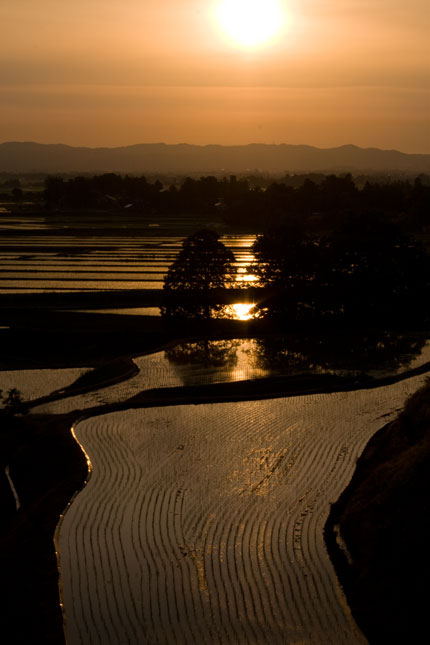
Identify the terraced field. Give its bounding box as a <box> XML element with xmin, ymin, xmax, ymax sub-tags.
<box><xmin>0</xmin><ymin>228</ymin><xmax>256</xmax><ymax>295</ymax></box>
<box><xmin>58</xmin><ymin>373</ymin><xmax>428</xmax><ymax>644</ymax></box>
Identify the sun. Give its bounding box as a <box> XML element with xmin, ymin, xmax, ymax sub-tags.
<box><xmin>214</xmin><ymin>0</ymin><xmax>286</xmax><ymax>49</ymax></box>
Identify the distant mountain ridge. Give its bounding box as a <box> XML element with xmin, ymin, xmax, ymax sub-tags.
<box><xmin>1</xmin><ymin>141</ymin><xmax>429</xmax><ymax>174</ymax></box>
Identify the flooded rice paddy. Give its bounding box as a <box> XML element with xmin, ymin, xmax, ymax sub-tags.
<box><xmin>0</xmin><ymin>367</ymin><xmax>91</xmax><ymax>403</ymax></box>
<box><xmin>31</xmin><ymin>337</ymin><xmax>430</xmax><ymax>415</ymax></box>
<box><xmin>32</xmin><ymin>341</ymin><xmax>269</xmax><ymax>414</ymax></box>
<box><xmin>58</xmin><ymin>374</ymin><xmax>428</xmax><ymax>644</ymax></box>
<box><xmin>0</xmin><ymin>230</ymin><xmax>256</xmax><ymax>294</ymax></box>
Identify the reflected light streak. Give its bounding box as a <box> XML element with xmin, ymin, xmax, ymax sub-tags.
<box><xmin>236</xmin><ymin>274</ymin><xmax>257</xmax><ymax>283</ymax></box>
<box><xmin>230</xmin><ymin>303</ymin><xmax>255</xmax><ymax>321</ymax></box>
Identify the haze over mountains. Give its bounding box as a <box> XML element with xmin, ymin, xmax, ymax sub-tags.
<box><xmin>1</xmin><ymin>141</ymin><xmax>429</xmax><ymax>174</ymax></box>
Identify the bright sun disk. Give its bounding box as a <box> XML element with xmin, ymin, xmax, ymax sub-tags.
<box><xmin>215</xmin><ymin>0</ymin><xmax>286</xmax><ymax>49</ymax></box>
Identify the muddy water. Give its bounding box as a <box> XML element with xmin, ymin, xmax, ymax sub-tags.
<box><xmin>58</xmin><ymin>373</ymin><xmax>427</xmax><ymax>644</ymax></box>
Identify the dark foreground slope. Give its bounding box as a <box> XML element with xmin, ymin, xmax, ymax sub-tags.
<box><xmin>0</xmin><ymin>413</ymin><xmax>88</xmax><ymax>644</ymax></box>
<box><xmin>326</xmin><ymin>380</ymin><xmax>430</xmax><ymax>643</ymax></box>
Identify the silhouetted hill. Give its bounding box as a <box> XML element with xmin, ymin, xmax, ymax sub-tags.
<box><xmin>1</xmin><ymin>141</ymin><xmax>429</xmax><ymax>174</ymax></box>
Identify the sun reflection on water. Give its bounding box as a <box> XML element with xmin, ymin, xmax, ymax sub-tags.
<box><xmin>229</xmin><ymin>303</ymin><xmax>256</xmax><ymax>321</ymax></box>
<box><xmin>236</xmin><ymin>273</ymin><xmax>257</xmax><ymax>284</ymax></box>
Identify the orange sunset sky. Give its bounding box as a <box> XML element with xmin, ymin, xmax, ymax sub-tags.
<box><xmin>1</xmin><ymin>1</ymin><xmax>429</xmax><ymax>152</ymax></box>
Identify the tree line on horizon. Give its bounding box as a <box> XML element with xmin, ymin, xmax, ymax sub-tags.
<box><xmin>43</xmin><ymin>172</ymin><xmax>430</xmax><ymax>233</ymax></box>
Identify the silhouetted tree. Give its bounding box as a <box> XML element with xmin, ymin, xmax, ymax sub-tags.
<box><xmin>327</xmin><ymin>212</ymin><xmax>430</xmax><ymax>321</ymax></box>
<box><xmin>251</xmin><ymin>211</ymin><xmax>430</xmax><ymax>324</ymax></box>
<box><xmin>161</xmin><ymin>229</ymin><xmax>235</xmax><ymax>318</ymax></box>
<box><xmin>251</xmin><ymin>219</ymin><xmax>325</xmax><ymax>318</ymax></box>
<box><xmin>0</xmin><ymin>388</ymin><xmax>27</xmax><ymax>415</ymax></box>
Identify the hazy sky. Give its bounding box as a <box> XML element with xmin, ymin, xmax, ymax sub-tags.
<box><xmin>1</xmin><ymin>1</ymin><xmax>429</xmax><ymax>152</ymax></box>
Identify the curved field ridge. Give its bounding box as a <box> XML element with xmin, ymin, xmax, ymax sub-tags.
<box><xmin>59</xmin><ymin>374</ymin><xmax>426</xmax><ymax>644</ymax></box>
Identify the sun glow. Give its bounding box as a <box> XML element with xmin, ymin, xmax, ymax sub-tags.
<box><xmin>215</xmin><ymin>0</ymin><xmax>287</xmax><ymax>49</ymax></box>
<box><xmin>231</xmin><ymin>303</ymin><xmax>255</xmax><ymax>321</ymax></box>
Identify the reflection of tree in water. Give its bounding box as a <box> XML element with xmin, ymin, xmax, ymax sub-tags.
<box><xmin>165</xmin><ymin>340</ymin><xmax>240</xmax><ymax>385</ymax></box>
<box><xmin>251</xmin><ymin>332</ymin><xmax>426</xmax><ymax>376</ymax></box>
<box><xmin>161</xmin><ymin>303</ymin><xmax>230</xmax><ymax>320</ymax></box>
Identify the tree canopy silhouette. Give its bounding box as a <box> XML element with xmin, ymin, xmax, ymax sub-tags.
<box><xmin>161</xmin><ymin>229</ymin><xmax>235</xmax><ymax>318</ymax></box>
<box><xmin>251</xmin><ymin>212</ymin><xmax>430</xmax><ymax>324</ymax></box>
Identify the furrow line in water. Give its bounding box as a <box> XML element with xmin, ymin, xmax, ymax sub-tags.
<box><xmin>108</xmin><ymin>433</ymin><xmax>144</xmax><ymax>644</ymax></box>
<box><xmin>269</xmin><ymin>513</ymin><xmax>304</xmax><ymax>631</ymax></box>
<box><xmin>306</xmin><ymin>510</ymin><xmax>349</xmax><ymax>640</ymax></box>
<box><xmin>83</xmin><ymin>423</ymin><xmax>123</xmax><ymax>645</ymax></box>
<box><xmin>191</xmin><ymin>514</ymin><xmax>223</xmax><ymax>644</ymax></box>
<box><xmin>224</xmin><ymin>507</ymin><xmax>261</xmax><ymax>644</ymax></box>
<box><xmin>128</xmin><ymin>489</ymin><xmax>149</xmax><ymax>639</ymax></box>
<box><xmin>232</xmin><ymin>514</ymin><xmax>264</xmax><ymax>639</ymax></box>
<box><xmin>152</xmin><ymin>487</ymin><xmax>177</xmax><ymax>644</ymax></box>
<box><xmin>273</xmin><ymin>456</ymin><xmax>347</xmax><ymax>639</ymax></box>
<box><xmin>144</xmin><ymin>486</ymin><xmax>170</xmax><ymax>642</ymax></box>
<box><xmin>202</xmin><ymin>504</ymin><xmax>246</xmax><ymax>644</ymax></box>
<box><xmin>185</xmin><ymin>509</ymin><xmax>218</xmax><ymax>643</ymax></box>
<box><xmin>168</xmin><ymin>490</ymin><xmax>204</xmax><ymax>645</ymax></box>
<box><xmin>64</xmin><ymin>493</ymin><xmax>96</xmax><ymax>644</ymax></box>
<box><xmin>85</xmin><ymin>424</ymin><xmax>135</xmax><ymax>644</ymax></box>
<box><xmin>162</xmin><ymin>487</ymin><xmax>193</xmax><ymax>645</ymax></box>
<box><xmin>244</xmin><ymin>511</ymin><xmax>278</xmax><ymax>634</ymax></box>
<box><xmin>296</xmin><ymin>510</ymin><xmax>338</xmax><ymax>639</ymax></box>
<box><xmin>191</xmin><ymin>506</ymin><xmax>231</xmax><ymax>642</ymax></box>
<box><xmin>258</xmin><ymin>413</ymin><xmax>352</xmax><ymax>638</ymax></box>
<box><xmin>84</xmin><ymin>420</ymin><xmax>145</xmax><ymax>644</ymax></box>
<box><xmin>139</xmin><ymin>486</ymin><xmax>159</xmax><ymax>642</ymax></box>
<box><xmin>251</xmin><ymin>514</ymin><xmax>283</xmax><ymax>637</ymax></box>
<box><xmin>70</xmin><ymin>432</ymin><xmax>122</xmax><ymax>645</ymax></box>
<box><xmin>150</xmin><ymin>487</ymin><xmax>191</xmax><ymax>645</ymax></box>
<box><xmin>172</xmin><ymin>490</ymin><xmax>204</xmax><ymax>645</ymax></box>
<box><xmin>279</xmin><ymin>513</ymin><xmax>313</xmax><ymax>633</ymax></box>
<box><xmin>149</xmin><ymin>487</ymin><xmax>170</xmax><ymax>642</ymax></box>
<box><xmin>258</xmin><ymin>514</ymin><xmax>287</xmax><ymax>629</ymax></box>
<box><xmin>255</xmin><ymin>503</ymin><xmax>294</xmax><ymax>636</ymax></box>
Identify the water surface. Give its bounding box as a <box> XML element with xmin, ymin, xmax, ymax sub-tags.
<box><xmin>59</xmin><ymin>374</ymin><xmax>427</xmax><ymax>644</ymax></box>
